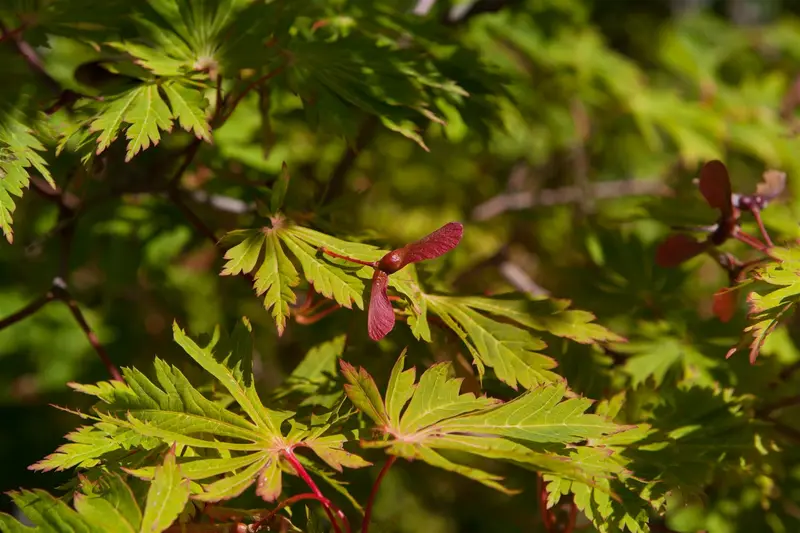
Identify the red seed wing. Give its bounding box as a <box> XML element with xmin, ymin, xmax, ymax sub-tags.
<box><xmin>712</xmin><ymin>287</ymin><xmax>737</xmax><ymax>323</ymax></box>
<box><xmin>368</xmin><ymin>270</ymin><xmax>395</xmax><ymax>341</ymax></box>
<box><xmin>655</xmin><ymin>234</ymin><xmax>709</xmax><ymax>267</ymax></box>
<box><xmin>698</xmin><ymin>160</ymin><xmax>733</xmax><ymax>215</ymax></box>
<box><xmin>756</xmin><ymin>170</ymin><xmax>787</xmax><ymax>201</ymax></box>
<box><xmin>399</xmin><ymin>222</ymin><xmax>464</xmax><ymax>267</ymax></box>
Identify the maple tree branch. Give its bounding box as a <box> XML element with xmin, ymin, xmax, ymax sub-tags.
<box><xmin>222</xmin><ymin>63</ymin><xmax>287</xmax><ymax>123</ymax></box>
<box><xmin>758</xmin><ymin>395</ymin><xmax>800</xmax><ymax>416</ymax></box>
<box><xmin>0</xmin><ymin>21</ymin><xmax>61</xmax><ymax>95</ymax></box>
<box><xmin>168</xmin><ymin>189</ymin><xmax>220</xmax><ymax>245</ymax></box>
<box><xmin>251</xmin><ymin>492</ymin><xmax>324</xmax><ymax>532</ymax></box>
<box><xmin>168</xmin><ymin>138</ymin><xmax>204</xmax><ymax>189</ymax></box>
<box><xmin>362</xmin><ymin>455</ymin><xmax>397</xmax><ymax>533</ymax></box>
<box><xmin>733</xmin><ymin>231</ymin><xmax>780</xmax><ymax>260</ymax></box>
<box><xmin>283</xmin><ymin>449</ymin><xmax>348</xmax><ymax>533</ymax></box>
<box><xmin>29</xmin><ymin>176</ymin><xmax>82</xmax><ymax>208</ymax></box>
<box><xmin>0</xmin><ymin>292</ymin><xmax>55</xmax><ymax>330</ymax></box>
<box><xmin>51</xmin><ymin>280</ymin><xmax>124</xmax><ymax>382</ymax></box>
<box><xmin>776</xmin><ymin>360</ymin><xmax>800</xmax><ymax>384</ymax></box>
<box><xmin>764</xmin><ymin>416</ymin><xmax>800</xmax><ymax>443</ymax></box>
<box><xmin>471</xmin><ymin>178</ymin><xmax>671</xmax><ymax>221</ymax></box>
<box><xmin>319</xmin><ymin>116</ymin><xmax>378</xmax><ymax>205</ymax></box>
<box><xmin>750</xmin><ymin>208</ymin><xmax>774</xmax><ymax>247</ymax></box>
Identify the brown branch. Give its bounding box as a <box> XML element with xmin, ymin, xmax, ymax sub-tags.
<box><xmin>776</xmin><ymin>360</ymin><xmax>800</xmax><ymax>384</ymax></box>
<box><xmin>168</xmin><ymin>138</ymin><xmax>204</xmax><ymax>188</ymax></box>
<box><xmin>758</xmin><ymin>395</ymin><xmax>800</xmax><ymax>417</ymax></box>
<box><xmin>0</xmin><ymin>282</ymin><xmax>122</xmax><ymax>382</ymax></box>
<box><xmin>318</xmin><ymin>115</ymin><xmax>379</xmax><ymax>205</ymax></box>
<box><xmin>168</xmin><ymin>190</ymin><xmax>220</xmax><ymax>245</ymax></box>
<box><xmin>51</xmin><ymin>280</ymin><xmax>124</xmax><ymax>382</ymax></box>
<box><xmin>569</xmin><ymin>98</ymin><xmax>592</xmax><ymax>216</ymax></box>
<box><xmin>0</xmin><ymin>21</ymin><xmax>61</xmax><ymax>95</ymax></box>
<box><xmin>222</xmin><ymin>63</ymin><xmax>288</xmax><ymax>123</ymax></box>
<box><xmin>184</xmin><ymin>190</ymin><xmax>254</xmax><ymax>214</ymax></box>
<box><xmin>471</xmin><ymin>178</ymin><xmax>672</xmax><ymax>221</ymax></box>
<box><xmin>765</xmin><ymin>416</ymin><xmax>800</xmax><ymax>443</ymax></box>
<box><xmin>0</xmin><ymin>292</ymin><xmax>55</xmax><ymax>330</ymax></box>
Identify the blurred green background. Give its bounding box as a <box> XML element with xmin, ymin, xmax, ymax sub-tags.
<box><xmin>5</xmin><ymin>0</ymin><xmax>800</xmax><ymax>531</ymax></box>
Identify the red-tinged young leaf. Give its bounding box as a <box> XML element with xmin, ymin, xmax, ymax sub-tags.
<box><xmin>698</xmin><ymin>160</ymin><xmax>733</xmax><ymax>214</ymax></box>
<box><xmin>339</xmin><ymin>360</ymin><xmax>389</xmax><ymax>427</ymax></box>
<box><xmin>368</xmin><ymin>270</ymin><xmax>395</xmax><ymax>341</ymax></box>
<box><xmin>655</xmin><ymin>233</ymin><xmax>708</xmax><ymax>267</ymax></box>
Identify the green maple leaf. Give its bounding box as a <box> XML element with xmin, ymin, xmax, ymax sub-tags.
<box><xmin>427</xmin><ymin>295</ymin><xmax>558</xmax><ymax>389</ymax></box>
<box><xmin>123</xmin><ymin>85</ymin><xmax>174</xmax><ymax>161</ymax></box>
<box><xmin>220</xmin><ymin>220</ymin><xmax>429</xmax><ymax>336</ymax></box>
<box><xmin>727</xmin><ymin>246</ymin><xmax>800</xmax><ymax>363</ymax></box>
<box><xmin>1</xmin><ymin>451</ymin><xmax>189</xmax><ymax>533</ymax></box>
<box><xmin>221</xmin><ymin>227</ymin><xmax>300</xmax><ymax>334</ymax></box>
<box><xmin>87</xmin><ymin>82</ymin><xmax>210</xmax><ymax>161</ymax></box>
<box><xmin>31</xmin><ymin>321</ymin><xmax>369</xmax><ymax>505</ymax></box>
<box><xmin>108</xmin><ymin>0</ymin><xmax>280</xmax><ymax>78</ymax></box>
<box><xmin>279</xmin><ymin>225</ymin><xmax>432</xmax><ymax>339</ymax></box>
<box><xmin>342</xmin><ymin>352</ymin><xmax>632</xmax><ymax>494</ymax></box>
<box><xmin>543</xmin><ymin>395</ymin><xmax>656</xmax><ymax>533</ymax></box>
<box><xmin>425</xmin><ymin>294</ymin><xmax>624</xmax><ymax>390</ymax></box>
<box><xmin>272</xmin><ymin>334</ymin><xmax>348</xmax><ymax>408</ymax></box>
<box><xmin>0</xmin><ymin>116</ymin><xmax>52</xmax><ymax>244</ymax></box>
<box><xmin>162</xmin><ymin>81</ymin><xmax>212</xmax><ymax>142</ymax></box>
<box><xmin>454</xmin><ymin>295</ymin><xmax>626</xmax><ymax>344</ymax></box>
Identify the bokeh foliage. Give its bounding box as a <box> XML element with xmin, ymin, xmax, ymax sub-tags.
<box><xmin>3</xmin><ymin>0</ymin><xmax>800</xmax><ymax>532</ymax></box>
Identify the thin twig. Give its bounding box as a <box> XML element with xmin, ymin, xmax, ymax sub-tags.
<box><xmin>318</xmin><ymin>116</ymin><xmax>379</xmax><ymax>205</ymax></box>
<box><xmin>222</xmin><ymin>63</ymin><xmax>287</xmax><ymax>123</ymax></box>
<box><xmin>362</xmin><ymin>455</ymin><xmax>397</xmax><ymax>533</ymax></box>
<box><xmin>0</xmin><ymin>24</ymin><xmax>25</xmax><ymax>43</ymax></box>
<box><xmin>251</xmin><ymin>493</ymin><xmax>323</xmax><ymax>532</ymax></box>
<box><xmin>776</xmin><ymin>360</ymin><xmax>800</xmax><ymax>384</ymax></box>
<box><xmin>184</xmin><ymin>190</ymin><xmax>254</xmax><ymax>214</ymax></box>
<box><xmin>51</xmin><ymin>280</ymin><xmax>124</xmax><ymax>382</ymax></box>
<box><xmin>471</xmin><ymin>179</ymin><xmax>671</xmax><ymax>221</ymax></box>
<box><xmin>0</xmin><ymin>292</ymin><xmax>55</xmax><ymax>330</ymax></box>
<box><xmin>569</xmin><ymin>98</ymin><xmax>592</xmax><ymax>216</ymax></box>
<box><xmin>283</xmin><ymin>449</ymin><xmax>348</xmax><ymax>533</ymax></box>
<box><xmin>766</xmin><ymin>417</ymin><xmax>800</xmax><ymax>442</ymax></box>
<box><xmin>734</xmin><ymin>231</ymin><xmax>780</xmax><ymax>260</ymax></box>
<box><xmin>168</xmin><ymin>138</ymin><xmax>204</xmax><ymax>189</ymax></box>
<box><xmin>29</xmin><ymin>176</ymin><xmax>80</xmax><ymax>209</ymax></box>
<box><xmin>758</xmin><ymin>395</ymin><xmax>800</xmax><ymax>416</ymax></box>
<box><xmin>751</xmin><ymin>209</ymin><xmax>774</xmax><ymax>247</ymax></box>
<box><xmin>0</xmin><ymin>21</ymin><xmax>61</xmax><ymax>95</ymax></box>
<box><xmin>168</xmin><ymin>190</ymin><xmax>219</xmax><ymax>244</ymax></box>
